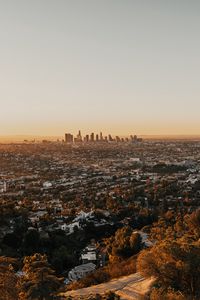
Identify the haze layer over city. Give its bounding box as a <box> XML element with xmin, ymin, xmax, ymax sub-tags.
<box><xmin>1</xmin><ymin>0</ymin><xmax>200</xmax><ymax>138</ymax></box>
<box><xmin>0</xmin><ymin>1</ymin><xmax>200</xmax><ymax>300</ymax></box>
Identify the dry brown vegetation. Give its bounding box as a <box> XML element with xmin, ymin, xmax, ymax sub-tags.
<box><xmin>137</xmin><ymin>210</ymin><xmax>200</xmax><ymax>300</ymax></box>
<box><xmin>65</xmin><ymin>291</ymin><xmax>120</xmax><ymax>299</ymax></box>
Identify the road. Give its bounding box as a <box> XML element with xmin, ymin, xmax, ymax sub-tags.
<box><xmin>63</xmin><ymin>272</ymin><xmax>154</xmax><ymax>299</ymax></box>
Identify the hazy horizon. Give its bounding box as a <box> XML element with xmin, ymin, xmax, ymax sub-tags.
<box><xmin>1</xmin><ymin>0</ymin><xmax>200</xmax><ymax>136</ymax></box>
<box><xmin>1</xmin><ymin>133</ymin><xmax>200</xmax><ymax>143</ymax></box>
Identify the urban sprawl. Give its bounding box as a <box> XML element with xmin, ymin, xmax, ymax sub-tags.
<box><xmin>0</xmin><ymin>135</ymin><xmax>200</xmax><ymax>298</ymax></box>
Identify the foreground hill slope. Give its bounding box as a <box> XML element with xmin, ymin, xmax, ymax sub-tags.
<box><xmin>63</xmin><ymin>272</ymin><xmax>154</xmax><ymax>299</ymax></box>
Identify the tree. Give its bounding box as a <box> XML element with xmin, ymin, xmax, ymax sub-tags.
<box><xmin>137</xmin><ymin>239</ymin><xmax>200</xmax><ymax>299</ymax></box>
<box><xmin>107</xmin><ymin>227</ymin><xmax>142</xmax><ymax>261</ymax></box>
<box><xmin>51</xmin><ymin>246</ymin><xmax>76</xmax><ymax>273</ymax></box>
<box><xmin>3</xmin><ymin>232</ymin><xmax>21</xmax><ymax>249</ymax></box>
<box><xmin>149</xmin><ymin>287</ymin><xmax>186</xmax><ymax>300</ymax></box>
<box><xmin>19</xmin><ymin>253</ymin><xmax>63</xmax><ymax>300</ymax></box>
<box><xmin>129</xmin><ymin>232</ymin><xmax>142</xmax><ymax>253</ymax></box>
<box><xmin>0</xmin><ymin>256</ymin><xmax>19</xmax><ymax>300</ymax></box>
<box><xmin>23</xmin><ymin>230</ymin><xmax>40</xmax><ymax>255</ymax></box>
<box><xmin>185</xmin><ymin>209</ymin><xmax>200</xmax><ymax>239</ymax></box>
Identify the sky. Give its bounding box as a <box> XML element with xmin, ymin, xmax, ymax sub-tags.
<box><xmin>0</xmin><ymin>0</ymin><xmax>200</xmax><ymax>137</ymax></box>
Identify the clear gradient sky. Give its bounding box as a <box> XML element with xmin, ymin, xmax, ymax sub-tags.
<box><xmin>0</xmin><ymin>0</ymin><xmax>200</xmax><ymax>137</ymax></box>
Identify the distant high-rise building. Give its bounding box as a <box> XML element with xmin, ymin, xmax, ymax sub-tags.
<box><xmin>65</xmin><ymin>131</ymin><xmax>140</xmax><ymax>144</ymax></box>
<box><xmin>77</xmin><ymin>130</ymin><xmax>82</xmax><ymax>142</ymax></box>
<box><xmin>116</xmin><ymin>136</ymin><xmax>121</xmax><ymax>142</ymax></box>
<box><xmin>108</xmin><ymin>134</ymin><xmax>113</xmax><ymax>142</ymax></box>
<box><xmin>65</xmin><ymin>133</ymin><xmax>73</xmax><ymax>143</ymax></box>
<box><xmin>100</xmin><ymin>132</ymin><xmax>103</xmax><ymax>141</ymax></box>
<box><xmin>85</xmin><ymin>134</ymin><xmax>89</xmax><ymax>142</ymax></box>
<box><xmin>90</xmin><ymin>132</ymin><xmax>94</xmax><ymax>142</ymax></box>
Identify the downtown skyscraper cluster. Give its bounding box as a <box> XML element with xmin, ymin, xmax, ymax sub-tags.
<box><xmin>65</xmin><ymin>130</ymin><xmax>142</xmax><ymax>144</ymax></box>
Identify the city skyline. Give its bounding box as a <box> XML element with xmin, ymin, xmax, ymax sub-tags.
<box><xmin>1</xmin><ymin>1</ymin><xmax>200</xmax><ymax>136</ymax></box>
<box><xmin>65</xmin><ymin>130</ymin><xmax>142</xmax><ymax>143</ymax></box>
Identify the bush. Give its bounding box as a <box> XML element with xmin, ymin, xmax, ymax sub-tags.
<box><xmin>137</xmin><ymin>240</ymin><xmax>200</xmax><ymax>299</ymax></box>
<box><xmin>149</xmin><ymin>288</ymin><xmax>186</xmax><ymax>300</ymax></box>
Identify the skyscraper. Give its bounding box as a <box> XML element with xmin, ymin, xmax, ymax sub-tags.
<box><xmin>85</xmin><ymin>134</ymin><xmax>89</xmax><ymax>143</ymax></box>
<box><xmin>108</xmin><ymin>134</ymin><xmax>113</xmax><ymax>142</ymax></box>
<box><xmin>90</xmin><ymin>132</ymin><xmax>94</xmax><ymax>142</ymax></box>
<box><xmin>77</xmin><ymin>130</ymin><xmax>82</xmax><ymax>142</ymax></box>
<box><xmin>65</xmin><ymin>133</ymin><xmax>73</xmax><ymax>143</ymax></box>
<box><xmin>116</xmin><ymin>136</ymin><xmax>121</xmax><ymax>142</ymax></box>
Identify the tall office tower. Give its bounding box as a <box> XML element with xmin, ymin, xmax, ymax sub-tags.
<box><xmin>108</xmin><ymin>134</ymin><xmax>113</xmax><ymax>142</ymax></box>
<box><xmin>96</xmin><ymin>134</ymin><xmax>99</xmax><ymax>142</ymax></box>
<box><xmin>86</xmin><ymin>134</ymin><xmax>89</xmax><ymax>142</ymax></box>
<box><xmin>90</xmin><ymin>132</ymin><xmax>94</xmax><ymax>142</ymax></box>
<box><xmin>116</xmin><ymin>136</ymin><xmax>121</xmax><ymax>142</ymax></box>
<box><xmin>100</xmin><ymin>132</ymin><xmax>103</xmax><ymax>141</ymax></box>
<box><xmin>65</xmin><ymin>133</ymin><xmax>73</xmax><ymax>143</ymax></box>
<box><xmin>77</xmin><ymin>130</ymin><xmax>82</xmax><ymax>142</ymax></box>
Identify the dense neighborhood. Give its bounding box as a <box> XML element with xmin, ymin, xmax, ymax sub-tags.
<box><xmin>0</xmin><ymin>139</ymin><xmax>200</xmax><ymax>299</ymax></box>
